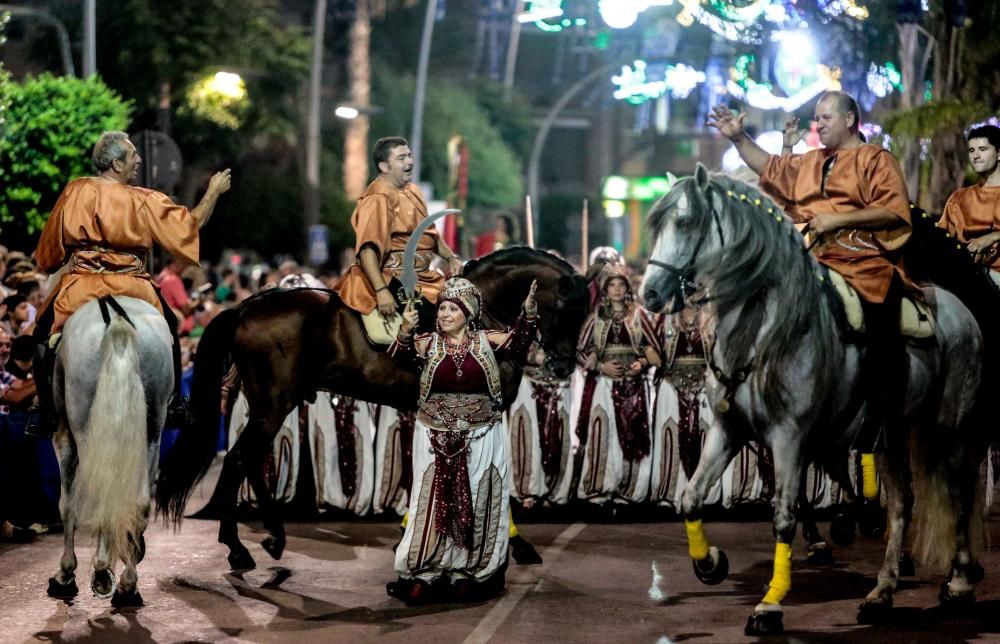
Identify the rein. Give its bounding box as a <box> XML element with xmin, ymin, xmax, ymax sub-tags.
<box><xmin>97</xmin><ymin>295</ymin><xmax>136</xmax><ymax>329</ymax></box>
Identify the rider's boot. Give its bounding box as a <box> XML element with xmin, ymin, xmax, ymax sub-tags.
<box><xmin>160</xmin><ymin>296</ymin><xmax>194</xmax><ymax>430</ymax></box>
<box><xmin>25</xmin><ymin>337</ymin><xmax>59</xmax><ymax>438</ymax></box>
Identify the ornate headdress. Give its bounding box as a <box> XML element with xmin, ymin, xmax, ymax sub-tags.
<box><xmin>438</xmin><ymin>277</ymin><xmax>482</xmax><ymax>323</ymax></box>
<box><xmin>599</xmin><ymin>264</ymin><xmax>631</xmax><ymax>293</ymax></box>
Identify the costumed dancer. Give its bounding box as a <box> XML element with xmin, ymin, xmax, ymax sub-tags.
<box><xmin>574</xmin><ymin>265</ymin><xmax>659</xmax><ymax>505</ymax></box>
<box><xmin>507</xmin><ymin>343</ymin><xmax>575</xmax><ymax>508</ymax></box>
<box><xmin>386</xmin><ymin>278</ymin><xmax>538</xmax><ymax>604</ymax></box>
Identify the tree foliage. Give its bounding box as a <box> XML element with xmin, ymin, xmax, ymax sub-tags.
<box><xmin>0</xmin><ymin>74</ymin><xmax>131</xmax><ymax>238</ymax></box>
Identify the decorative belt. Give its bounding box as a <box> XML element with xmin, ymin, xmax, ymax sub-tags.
<box><xmin>383</xmin><ymin>249</ymin><xmax>434</xmax><ymax>273</ymax></box>
<box><xmin>417</xmin><ymin>392</ymin><xmax>499</xmax><ymax>431</ymax></box>
<box><xmin>70</xmin><ymin>247</ymin><xmax>147</xmax><ymax>275</ymax></box>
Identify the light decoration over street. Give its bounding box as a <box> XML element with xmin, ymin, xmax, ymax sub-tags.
<box><xmin>598</xmin><ymin>0</ymin><xmax>677</xmax><ymax>29</ymax></box>
<box><xmin>818</xmin><ymin>0</ymin><xmax>870</xmax><ymax>20</ymax></box>
<box><xmin>866</xmin><ymin>62</ymin><xmax>903</xmax><ymax>98</ymax></box>
<box><xmin>676</xmin><ymin>0</ymin><xmax>772</xmax><ymax>44</ymax></box>
<box><xmin>612</xmin><ymin>60</ymin><xmax>707</xmax><ymax>104</ymax></box>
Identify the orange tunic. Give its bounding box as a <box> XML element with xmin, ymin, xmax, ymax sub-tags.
<box><xmin>937</xmin><ymin>183</ymin><xmax>1000</xmax><ymax>269</ymax></box>
<box><xmin>760</xmin><ymin>144</ymin><xmax>912</xmax><ymax>303</ymax></box>
<box><xmin>33</xmin><ymin>177</ymin><xmax>199</xmax><ymax>332</ymax></box>
<box><xmin>333</xmin><ymin>177</ymin><xmax>444</xmax><ymax>314</ymax></box>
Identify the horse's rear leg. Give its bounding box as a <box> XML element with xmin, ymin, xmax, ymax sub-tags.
<box><xmin>111</xmin><ymin>438</ymin><xmax>157</xmax><ymax>608</ymax></box>
<box><xmin>799</xmin><ymin>486</ymin><xmax>833</xmax><ymax>566</ymax></box>
<box><xmin>91</xmin><ymin>531</ymin><xmax>116</xmax><ymax>599</ymax></box>
<box><xmin>940</xmin><ymin>445</ymin><xmax>981</xmax><ymax>606</ymax></box>
<box><xmin>858</xmin><ymin>439</ymin><xmax>912</xmax><ymax>622</ymax></box>
<box><xmin>47</xmin><ymin>431</ymin><xmax>79</xmax><ymax>599</ymax></box>
<box><xmin>242</xmin><ymin>416</ymin><xmax>287</xmax><ymax>560</ymax></box>
<box><xmin>215</xmin><ymin>432</ymin><xmax>256</xmax><ymax>571</ymax></box>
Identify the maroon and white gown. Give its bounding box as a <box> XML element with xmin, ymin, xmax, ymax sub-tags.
<box><xmin>573</xmin><ymin>305</ymin><xmax>658</xmax><ymax>503</ymax></box>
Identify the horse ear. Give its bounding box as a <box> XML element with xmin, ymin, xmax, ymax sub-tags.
<box><xmin>462</xmin><ymin>258</ymin><xmax>479</xmax><ymax>275</ymax></box>
<box><xmin>693</xmin><ymin>162</ymin><xmax>711</xmax><ymax>190</ymax></box>
<box><xmin>584</xmin><ymin>261</ymin><xmax>606</xmax><ymax>284</ymax></box>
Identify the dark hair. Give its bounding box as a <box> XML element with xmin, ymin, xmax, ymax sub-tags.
<box><xmin>967</xmin><ymin>125</ymin><xmax>1000</xmax><ymax>151</ymax></box>
<box><xmin>15</xmin><ymin>280</ymin><xmax>40</xmax><ymax>297</ymax></box>
<box><xmin>372</xmin><ymin>137</ymin><xmax>409</xmax><ymax>169</ymax></box>
<box><xmin>818</xmin><ymin>91</ymin><xmax>862</xmax><ymax>133</ymax></box>
<box><xmin>2</xmin><ymin>294</ymin><xmax>26</xmax><ymax>311</ymax></box>
<box><xmin>10</xmin><ymin>334</ymin><xmax>36</xmax><ymax>362</ymax></box>
<box><xmin>497</xmin><ymin>213</ymin><xmax>517</xmax><ymax>238</ymax></box>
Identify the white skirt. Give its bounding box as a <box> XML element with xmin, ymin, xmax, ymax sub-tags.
<box><xmin>395</xmin><ymin>418</ymin><xmax>509</xmax><ymax>583</ymax></box>
<box><xmin>372</xmin><ymin>405</ymin><xmax>415</xmax><ymax>516</ymax></box>
<box><xmin>506</xmin><ymin>374</ymin><xmax>574</xmax><ymax>504</ymax></box>
<box><xmin>573</xmin><ymin>372</ymin><xmax>652</xmax><ymax>504</ymax></box>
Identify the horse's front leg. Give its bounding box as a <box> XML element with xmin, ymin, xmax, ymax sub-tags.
<box><xmin>745</xmin><ymin>429</ymin><xmax>803</xmax><ymax>637</ymax></box>
<box><xmin>858</xmin><ymin>435</ymin><xmax>912</xmax><ymax>623</ymax></box>
<box><xmin>680</xmin><ymin>420</ymin><xmax>739</xmax><ymax>586</ymax></box>
<box><xmin>48</xmin><ymin>430</ymin><xmax>79</xmax><ymax>599</ymax></box>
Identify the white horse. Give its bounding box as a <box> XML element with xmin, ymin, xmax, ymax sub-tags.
<box><xmin>642</xmin><ymin>165</ymin><xmax>987</xmax><ymax>635</ymax></box>
<box><xmin>45</xmin><ymin>296</ymin><xmax>173</xmax><ymax>607</ymax></box>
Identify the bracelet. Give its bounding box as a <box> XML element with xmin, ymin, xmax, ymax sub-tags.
<box><xmin>397</xmin><ymin>331</ymin><xmax>414</xmax><ymax>344</ymax></box>
<box><xmin>374</xmin><ymin>285</ymin><xmax>388</xmax><ymax>293</ymax></box>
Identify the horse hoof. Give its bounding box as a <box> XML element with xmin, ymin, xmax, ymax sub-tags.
<box><xmin>898</xmin><ymin>553</ymin><xmax>916</xmax><ymax>577</ymax></box>
<box><xmin>693</xmin><ymin>548</ymin><xmax>729</xmax><ymax>585</ymax></box>
<box><xmin>261</xmin><ymin>534</ymin><xmax>285</xmax><ymax>560</ymax></box>
<box><xmin>830</xmin><ymin>515</ymin><xmax>856</xmax><ymax>547</ymax></box>
<box><xmin>228</xmin><ymin>547</ymin><xmax>256</xmax><ymax>572</ymax></box>
<box><xmin>91</xmin><ymin>569</ymin><xmax>116</xmax><ymax>599</ymax></box>
<box><xmin>744</xmin><ymin>610</ymin><xmax>783</xmax><ymax>636</ymax></box>
<box><xmin>47</xmin><ymin>577</ymin><xmax>78</xmax><ymax>599</ymax></box>
<box><xmin>939</xmin><ymin>584</ymin><xmax>976</xmax><ymax>609</ymax></box>
<box><xmin>968</xmin><ymin>562</ymin><xmax>985</xmax><ymax>585</ymax></box>
<box><xmin>858</xmin><ymin>501</ymin><xmax>885</xmax><ymax>538</ymax></box>
<box><xmin>857</xmin><ymin>598</ymin><xmax>893</xmax><ymax>624</ymax></box>
<box><xmin>510</xmin><ymin>536</ymin><xmax>543</xmax><ymax>565</ymax></box>
<box><xmin>806</xmin><ymin>544</ymin><xmax>835</xmax><ymax>566</ymax></box>
<box><xmin>111</xmin><ymin>589</ymin><xmax>144</xmax><ymax>608</ymax></box>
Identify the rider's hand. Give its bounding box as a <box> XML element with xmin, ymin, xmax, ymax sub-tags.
<box><xmin>208</xmin><ymin>169</ymin><xmax>232</xmax><ymax>196</ymax></box>
<box><xmin>706</xmin><ymin>105</ymin><xmax>747</xmax><ymax>142</ymax></box>
<box><xmin>399</xmin><ymin>301</ymin><xmax>419</xmax><ymax>335</ymax></box>
<box><xmin>447</xmin><ymin>256</ymin><xmax>464</xmax><ymax>277</ymax></box>
<box><xmin>782</xmin><ymin>117</ymin><xmax>805</xmax><ymax>149</ymax></box>
<box><xmin>376</xmin><ymin>288</ymin><xmax>398</xmax><ymax>319</ymax></box>
<box><xmin>808</xmin><ymin>213</ymin><xmax>842</xmax><ymax>235</ymax></box>
<box><xmin>523</xmin><ymin>279</ymin><xmax>538</xmax><ymax>318</ymax></box>
<box><xmin>628</xmin><ymin>360</ymin><xmax>643</xmax><ymax>376</ymax></box>
<box><xmin>967</xmin><ymin>231</ymin><xmax>1000</xmax><ymax>254</ymax></box>
<box><xmin>600</xmin><ymin>360</ymin><xmax>625</xmax><ymax>378</ymax></box>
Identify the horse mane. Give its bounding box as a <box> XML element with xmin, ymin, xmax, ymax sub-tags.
<box><xmin>652</xmin><ymin>172</ymin><xmax>840</xmax><ymax>416</ymax></box>
<box><xmin>464</xmin><ymin>246</ymin><xmax>576</xmax><ymax>276</ymax></box>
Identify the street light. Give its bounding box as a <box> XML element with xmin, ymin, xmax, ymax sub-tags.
<box><xmin>335</xmin><ymin>105</ymin><xmax>360</xmax><ymax>120</ymax></box>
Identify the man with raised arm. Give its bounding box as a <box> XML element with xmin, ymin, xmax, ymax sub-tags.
<box><xmin>707</xmin><ymin>91</ymin><xmax>912</xmax><ymax>457</ymax></box>
<box><xmin>30</xmin><ymin>131</ymin><xmax>231</xmax><ymax>436</ymax></box>
<box><xmin>334</xmin><ymin>137</ymin><xmax>463</xmax><ymax>327</ymax></box>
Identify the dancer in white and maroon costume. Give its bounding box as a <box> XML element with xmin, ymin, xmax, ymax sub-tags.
<box><xmin>386</xmin><ymin>277</ymin><xmax>538</xmax><ymax>603</ymax></box>
<box><xmin>574</xmin><ymin>266</ymin><xmax>659</xmax><ymax>504</ymax></box>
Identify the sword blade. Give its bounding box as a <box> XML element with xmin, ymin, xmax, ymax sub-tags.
<box><xmin>400</xmin><ymin>208</ymin><xmax>460</xmax><ymax>299</ymax></box>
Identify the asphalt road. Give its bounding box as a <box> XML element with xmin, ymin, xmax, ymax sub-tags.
<box><xmin>3</xmin><ymin>501</ymin><xmax>1000</xmax><ymax>644</ymax></box>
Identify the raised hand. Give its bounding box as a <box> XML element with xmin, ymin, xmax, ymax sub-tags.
<box><xmin>523</xmin><ymin>279</ymin><xmax>538</xmax><ymax>318</ymax></box>
<box><xmin>707</xmin><ymin>105</ymin><xmax>747</xmax><ymax>142</ymax></box>
<box><xmin>782</xmin><ymin>117</ymin><xmax>805</xmax><ymax>149</ymax></box>
<box><xmin>399</xmin><ymin>301</ymin><xmax>419</xmax><ymax>336</ymax></box>
<box><xmin>209</xmin><ymin>168</ymin><xmax>232</xmax><ymax>195</ymax></box>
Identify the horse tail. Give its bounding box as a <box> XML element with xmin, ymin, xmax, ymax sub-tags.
<box><xmin>909</xmin><ymin>420</ymin><xmax>986</xmax><ymax>572</ymax></box>
<box><xmin>73</xmin><ymin>317</ymin><xmax>148</xmax><ymax>565</ymax></box>
<box><xmin>155</xmin><ymin>306</ymin><xmax>240</xmax><ymax>524</ymax></box>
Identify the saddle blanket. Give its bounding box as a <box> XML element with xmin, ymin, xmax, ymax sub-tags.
<box><xmin>361</xmin><ymin>309</ymin><xmax>403</xmax><ymax>346</ymax></box>
<box><xmin>827</xmin><ymin>270</ymin><xmax>934</xmax><ymax>339</ymax></box>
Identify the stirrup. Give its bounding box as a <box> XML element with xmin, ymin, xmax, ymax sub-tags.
<box><xmin>164</xmin><ymin>395</ymin><xmax>194</xmax><ymax>429</ymax></box>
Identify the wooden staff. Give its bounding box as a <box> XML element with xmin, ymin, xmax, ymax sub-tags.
<box><xmin>581</xmin><ymin>198</ymin><xmax>589</xmax><ymax>270</ymax></box>
<box><xmin>525</xmin><ymin>195</ymin><xmax>535</xmax><ymax>248</ymax></box>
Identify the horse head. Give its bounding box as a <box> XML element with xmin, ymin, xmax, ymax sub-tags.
<box><xmin>643</xmin><ymin>163</ymin><xmax>725</xmax><ymax>313</ymax></box>
<box><xmin>464</xmin><ymin>248</ymin><xmax>598</xmax><ymax>378</ymax></box>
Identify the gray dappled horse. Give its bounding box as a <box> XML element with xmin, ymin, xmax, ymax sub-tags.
<box><xmin>45</xmin><ymin>296</ymin><xmax>173</xmax><ymax>607</ymax></box>
<box><xmin>642</xmin><ymin>165</ymin><xmax>986</xmax><ymax>635</ymax></box>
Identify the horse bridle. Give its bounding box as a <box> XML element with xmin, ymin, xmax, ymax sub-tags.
<box><xmin>647</xmin><ymin>188</ymin><xmax>726</xmax><ymax>300</ymax></box>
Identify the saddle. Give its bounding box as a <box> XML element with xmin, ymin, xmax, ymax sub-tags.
<box><xmin>361</xmin><ymin>309</ymin><xmax>403</xmax><ymax>346</ymax></box>
<box><xmin>825</xmin><ymin>269</ymin><xmax>934</xmax><ymax>339</ymax></box>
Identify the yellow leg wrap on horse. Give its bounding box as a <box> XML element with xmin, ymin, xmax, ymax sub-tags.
<box><xmin>685</xmin><ymin>519</ymin><xmax>710</xmax><ymax>561</ymax></box>
<box><xmin>762</xmin><ymin>542</ymin><xmax>793</xmax><ymax>605</ymax></box>
<box><xmin>861</xmin><ymin>452</ymin><xmax>878</xmax><ymax>501</ymax></box>
<box><xmin>401</xmin><ymin>512</ymin><xmax>409</xmax><ymax>529</ymax></box>
<box><xmin>509</xmin><ymin>514</ymin><xmax>519</xmax><ymax>539</ymax></box>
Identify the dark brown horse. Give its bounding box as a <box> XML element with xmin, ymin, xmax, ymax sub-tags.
<box><xmin>157</xmin><ymin>248</ymin><xmax>600</xmax><ymax>570</ymax></box>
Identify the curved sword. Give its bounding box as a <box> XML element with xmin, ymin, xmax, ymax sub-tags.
<box><xmin>399</xmin><ymin>208</ymin><xmax>461</xmax><ymax>303</ymax></box>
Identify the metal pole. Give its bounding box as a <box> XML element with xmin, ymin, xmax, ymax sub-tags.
<box><xmin>304</xmin><ymin>0</ymin><xmax>327</xmax><ymax>234</ymax></box>
<box><xmin>527</xmin><ymin>62</ymin><xmax>620</xmax><ymax>227</ymax></box>
<box><xmin>410</xmin><ymin>0</ymin><xmax>438</xmax><ymax>184</ymax></box>
<box><xmin>82</xmin><ymin>0</ymin><xmax>96</xmax><ymax>76</ymax></box>
<box><xmin>502</xmin><ymin>0</ymin><xmax>525</xmax><ymax>102</ymax></box>
<box><xmin>0</xmin><ymin>5</ymin><xmax>76</xmax><ymax>76</ymax></box>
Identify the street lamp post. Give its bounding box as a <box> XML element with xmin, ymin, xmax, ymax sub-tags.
<box><xmin>82</xmin><ymin>0</ymin><xmax>96</xmax><ymax>76</ymax></box>
<box><xmin>410</xmin><ymin>0</ymin><xmax>438</xmax><ymax>184</ymax></box>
